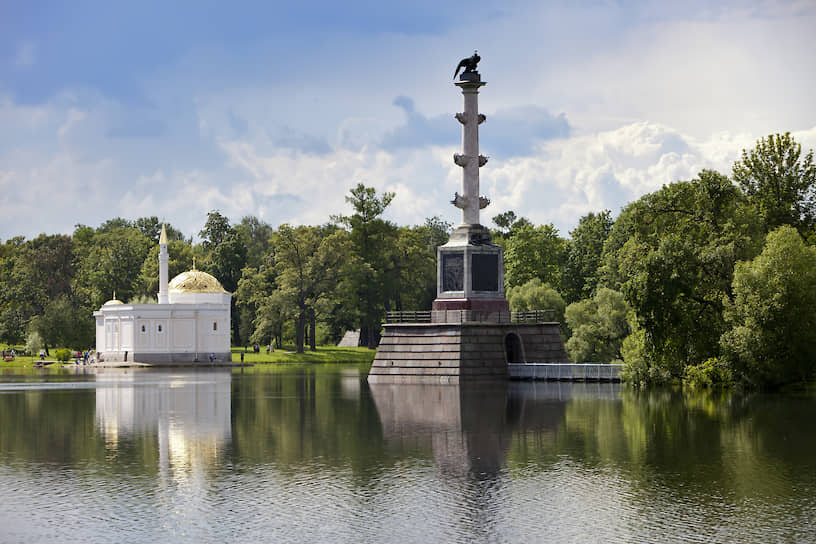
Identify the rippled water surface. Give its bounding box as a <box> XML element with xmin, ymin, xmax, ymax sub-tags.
<box><xmin>0</xmin><ymin>365</ymin><xmax>814</xmax><ymax>543</ymax></box>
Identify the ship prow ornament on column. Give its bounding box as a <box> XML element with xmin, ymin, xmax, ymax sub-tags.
<box><xmin>368</xmin><ymin>53</ymin><xmax>569</xmax><ymax>385</ymax></box>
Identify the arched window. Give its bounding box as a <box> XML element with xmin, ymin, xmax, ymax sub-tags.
<box><xmin>157</xmin><ymin>324</ymin><xmax>163</xmax><ymax>333</ymax></box>
<box><xmin>141</xmin><ymin>325</ymin><xmax>146</xmax><ymax>333</ymax></box>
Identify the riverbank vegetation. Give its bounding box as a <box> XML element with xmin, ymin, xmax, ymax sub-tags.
<box><xmin>1</xmin><ymin>133</ymin><xmax>814</xmax><ymax>388</ymax></box>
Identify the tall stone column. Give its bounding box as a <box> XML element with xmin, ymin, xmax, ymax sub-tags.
<box><xmin>453</xmin><ymin>74</ymin><xmax>488</xmax><ymax>226</ymax></box>
<box><xmin>432</xmin><ymin>57</ymin><xmax>509</xmax><ymax>319</ymax></box>
<box><xmin>158</xmin><ymin>223</ymin><xmax>169</xmax><ymax>304</ymax></box>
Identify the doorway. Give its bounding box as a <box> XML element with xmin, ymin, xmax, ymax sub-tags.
<box><xmin>505</xmin><ymin>333</ymin><xmax>524</xmax><ymax>363</ymax></box>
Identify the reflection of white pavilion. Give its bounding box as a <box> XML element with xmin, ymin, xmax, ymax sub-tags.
<box><xmin>95</xmin><ymin>369</ymin><xmax>232</xmax><ymax>470</ymax></box>
<box><xmin>93</xmin><ymin>224</ymin><xmax>231</xmax><ymax>363</ymax></box>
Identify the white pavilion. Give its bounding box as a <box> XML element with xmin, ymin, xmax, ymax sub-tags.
<box><xmin>94</xmin><ymin>225</ymin><xmax>232</xmax><ymax>363</ymax></box>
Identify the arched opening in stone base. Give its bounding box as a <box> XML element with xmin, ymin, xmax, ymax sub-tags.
<box><xmin>505</xmin><ymin>333</ymin><xmax>525</xmax><ymax>363</ymax></box>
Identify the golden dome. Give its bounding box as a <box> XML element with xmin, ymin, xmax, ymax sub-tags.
<box><xmin>168</xmin><ymin>269</ymin><xmax>228</xmax><ymax>293</ymax></box>
<box><xmin>104</xmin><ymin>291</ymin><xmax>123</xmax><ymax>305</ymax></box>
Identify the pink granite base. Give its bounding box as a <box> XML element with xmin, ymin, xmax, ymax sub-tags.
<box><xmin>432</xmin><ymin>298</ymin><xmax>510</xmax><ymax>312</ymax></box>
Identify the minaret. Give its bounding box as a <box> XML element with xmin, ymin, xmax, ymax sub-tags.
<box><xmin>158</xmin><ymin>223</ymin><xmax>169</xmax><ymax>304</ymax></box>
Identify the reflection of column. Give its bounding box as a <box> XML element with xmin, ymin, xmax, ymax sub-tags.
<box><xmin>370</xmin><ymin>382</ymin><xmax>510</xmax><ymax>475</ymax></box>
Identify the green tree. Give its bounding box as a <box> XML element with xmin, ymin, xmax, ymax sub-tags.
<box><xmin>506</xmin><ymin>278</ymin><xmax>566</xmax><ymax>323</ymax></box>
<box><xmin>25</xmin><ymin>330</ymin><xmax>43</xmax><ymax>357</ymax></box>
<box><xmin>199</xmin><ymin>210</ymin><xmax>233</xmax><ymax>250</ymax></box>
<box><xmin>391</xmin><ymin>226</ymin><xmax>437</xmax><ymax>312</ymax></box>
<box><xmin>74</xmin><ymin>227</ymin><xmax>152</xmax><ymax>308</ymax></box>
<box><xmin>333</xmin><ymin>184</ymin><xmax>398</xmax><ymax>348</ymax></box>
<box><xmin>490</xmin><ymin>210</ymin><xmax>533</xmax><ymax>245</ymax></box>
<box><xmin>33</xmin><ymin>295</ymin><xmax>95</xmax><ymax>350</ymax></box>
<box><xmin>733</xmin><ymin>132</ymin><xmax>816</xmax><ymax>235</ymax></box>
<box><xmin>564</xmin><ymin>288</ymin><xmax>630</xmax><ymax>362</ymax></box>
<box><xmin>250</xmin><ymin>289</ymin><xmax>291</xmax><ymax>349</ymax></box>
<box><xmin>3</xmin><ymin>234</ymin><xmax>76</xmax><ymax>348</ymax></box>
<box><xmin>236</xmin><ymin>264</ymin><xmax>279</xmax><ymax>347</ymax></box>
<box><xmin>608</xmin><ymin>170</ymin><xmax>762</xmax><ymax>382</ymax></box>
<box><xmin>134</xmin><ymin>216</ymin><xmax>186</xmax><ymax>243</ymax></box>
<box><xmin>492</xmin><ymin>210</ymin><xmax>518</xmax><ymax>238</ymax></box>
<box><xmin>721</xmin><ymin>226</ymin><xmax>816</xmax><ymax>387</ymax></box>
<box><xmin>422</xmin><ymin>216</ymin><xmax>452</xmax><ymax>254</ymax></box>
<box><xmin>97</xmin><ymin>217</ymin><xmax>134</xmax><ymax>232</ymax></box>
<box><xmin>197</xmin><ymin>211</ymin><xmax>248</xmax><ymax>342</ymax></box>
<box><xmin>504</xmin><ymin>223</ymin><xmax>568</xmax><ymax>290</ymax></box>
<box><xmin>235</xmin><ymin>216</ymin><xmax>275</xmax><ymax>269</ymax></box>
<box><xmin>272</xmin><ymin>224</ymin><xmax>351</xmax><ymax>353</ymax></box>
<box><xmin>0</xmin><ymin>237</ymin><xmax>26</xmax><ymax>344</ymax></box>
<box><xmin>562</xmin><ymin>210</ymin><xmax>613</xmax><ymax>303</ymax></box>
<box><xmin>208</xmin><ymin>231</ymin><xmax>247</xmax><ymax>294</ymax></box>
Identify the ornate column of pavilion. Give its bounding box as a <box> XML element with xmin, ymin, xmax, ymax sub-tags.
<box><xmin>432</xmin><ymin>53</ymin><xmax>509</xmax><ymax>321</ymax></box>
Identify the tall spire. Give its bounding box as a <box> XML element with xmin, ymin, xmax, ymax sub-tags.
<box><xmin>158</xmin><ymin>222</ymin><xmax>169</xmax><ymax>304</ymax></box>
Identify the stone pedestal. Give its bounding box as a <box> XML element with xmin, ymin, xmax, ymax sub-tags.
<box><xmin>368</xmin><ymin>322</ymin><xmax>569</xmax><ymax>384</ymax></box>
<box><xmin>432</xmin><ymin>224</ymin><xmax>509</xmax><ymax>319</ymax></box>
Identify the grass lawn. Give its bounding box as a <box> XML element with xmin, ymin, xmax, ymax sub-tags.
<box><xmin>0</xmin><ymin>343</ymin><xmax>376</xmax><ymax>367</ymax></box>
<box><xmin>231</xmin><ymin>345</ymin><xmax>376</xmax><ymax>364</ymax></box>
<box><xmin>0</xmin><ymin>344</ymin><xmax>45</xmax><ymax>367</ymax></box>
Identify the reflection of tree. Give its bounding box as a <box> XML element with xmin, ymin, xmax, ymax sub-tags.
<box><xmin>229</xmin><ymin>365</ymin><xmax>388</xmax><ymax>477</ymax></box>
<box><xmin>504</xmin><ymin>384</ymin><xmax>816</xmax><ymax>520</ymax></box>
<box><xmin>0</xmin><ymin>373</ymin><xmax>156</xmax><ymax>470</ymax></box>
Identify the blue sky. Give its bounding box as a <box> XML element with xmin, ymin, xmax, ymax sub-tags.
<box><xmin>2</xmin><ymin>0</ymin><xmax>815</xmax><ymax>240</ymax></box>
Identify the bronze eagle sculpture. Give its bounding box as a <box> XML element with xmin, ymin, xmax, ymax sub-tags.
<box><xmin>454</xmin><ymin>51</ymin><xmax>480</xmax><ymax>79</ymax></box>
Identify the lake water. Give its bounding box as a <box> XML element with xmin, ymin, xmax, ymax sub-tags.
<box><xmin>0</xmin><ymin>365</ymin><xmax>814</xmax><ymax>543</ymax></box>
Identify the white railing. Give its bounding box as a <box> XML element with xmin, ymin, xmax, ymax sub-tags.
<box><xmin>509</xmin><ymin>363</ymin><xmax>623</xmax><ymax>382</ymax></box>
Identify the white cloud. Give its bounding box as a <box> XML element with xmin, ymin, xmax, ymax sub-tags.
<box><xmin>3</xmin><ymin>2</ymin><xmax>816</xmax><ymax>242</ymax></box>
<box><xmin>482</xmin><ymin>122</ymin><xmax>778</xmax><ymax>235</ymax></box>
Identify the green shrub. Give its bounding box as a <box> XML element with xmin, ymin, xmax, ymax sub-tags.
<box><xmin>683</xmin><ymin>357</ymin><xmax>733</xmax><ymax>388</ymax></box>
<box><xmin>619</xmin><ymin>327</ymin><xmax>672</xmax><ymax>386</ymax></box>
<box><xmin>721</xmin><ymin>226</ymin><xmax>816</xmax><ymax>387</ymax></box>
<box><xmin>54</xmin><ymin>348</ymin><xmax>71</xmax><ymax>362</ymax></box>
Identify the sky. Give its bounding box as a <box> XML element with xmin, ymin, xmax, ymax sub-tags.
<box><xmin>2</xmin><ymin>0</ymin><xmax>815</xmax><ymax>241</ymax></box>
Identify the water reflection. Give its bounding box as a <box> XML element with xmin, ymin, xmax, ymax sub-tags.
<box><xmin>0</xmin><ymin>368</ymin><xmax>814</xmax><ymax>543</ymax></box>
<box><xmin>95</xmin><ymin>369</ymin><xmax>232</xmax><ymax>478</ymax></box>
<box><xmin>368</xmin><ymin>381</ymin><xmax>630</xmax><ymax>475</ymax></box>
<box><xmin>370</xmin><ymin>382</ymin><xmax>513</xmax><ymax>476</ymax></box>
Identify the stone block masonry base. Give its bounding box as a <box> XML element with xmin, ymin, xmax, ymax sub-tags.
<box><xmin>367</xmin><ymin>322</ymin><xmax>569</xmax><ymax>384</ymax></box>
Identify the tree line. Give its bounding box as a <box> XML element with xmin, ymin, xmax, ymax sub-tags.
<box><xmin>0</xmin><ymin>185</ymin><xmax>449</xmax><ymax>356</ymax></box>
<box><xmin>1</xmin><ymin>132</ymin><xmax>814</xmax><ymax>388</ymax></box>
<box><xmin>499</xmin><ymin>132</ymin><xmax>816</xmax><ymax>389</ymax></box>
